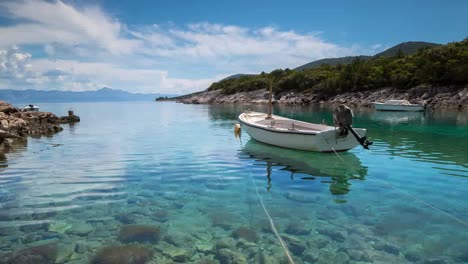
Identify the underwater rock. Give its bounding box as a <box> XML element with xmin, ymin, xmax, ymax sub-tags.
<box><xmin>194</xmin><ymin>241</ymin><xmax>214</xmax><ymax>253</ymax></box>
<box><xmin>308</xmin><ymin>235</ymin><xmax>329</xmax><ymax>249</ymax></box>
<box><xmin>55</xmin><ymin>244</ymin><xmax>74</xmax><ymax>264</ymax></box>
<box><xmin>49</xmin><ymin>221</ymin><xmax>72</xmax><ymax>234</ymax></box>
<box><xmin>284</xmin><ymin>222</ymin><xmax>311</xmax><ymax>236</ymax></box>
<box><xmin>208</xmin><ymin>212</ymin><xmax>237</xmax><ymax>230</ymax></box>
<box><xmin>317</xmin><ymin>228</ymin><xmax>347</xmax><ymax>242</ymax></box>
<box><xmin>118</xmin><ymin>224</ymin><xmax>161</xmax><ymax>243</ymax></box>
<box><xmin>281</xmin><ymin>235</ymin><xmax>306</xmax><ymax>256</ymax></box>
<box><xmin>316</xmin><ymin>250</ymin><xmax>349</xmax><ymax>264</ymax></box>
<box><xmin>404</xmin><ymin>249</ymin><xmax>422</xmax><ymax>262</ymax></box>
<box><xmin>197</xmin><ymin>257</ymin><xmax>220</xmax><ymax>264</ymax></box>
<box><xmin>254</xmin><ymin>251</ymin><xmax>279</xmax><ymax>264</ymax></box>
<box><xmin>163</xmin><ymin>247</ymin><xmax>192</xmax><ymax>262</ymax></box>
<box><xmin>115</xmin><ymin>213</ymin><xmax>136</xmax><ymax>224</ymax></box>
<box><xmin>164</xmin><ymin>231</ymin><xmax>193</xmax><ymax>247</ymax></box>
<box><xmin>373</xmin><ymin>241</ymin><xmax>400</xmax><ymax>255</ymax></box>
<box><xmin>214</xmin><ymin>238</ymin><xmax>236</xmax><ymax>251</ymax></box>
<box><xmin>231</xmin><ymin>226</ymin><xmax>258</xmax><ymax>242</ymax></box>
<box><xmin>344</xmin><ymin>233</ymin><xmax>368</xmax><ymax>250</ymax></box>
<box><xmin>67</xmin><ymin>222</ymin><xmax>93</xmax><ymax>236</ymax></box>
<box><xmin>347</xmin><ymin>249</ymin><xmax>371</xmax><ymax>262</ymax></box>
<box><xmin>90</xmin><ymin>245</ymin><xmax>153</xmax><ymax>264</ymax></box>
<box><xmin>22</xmin><ymin>233</ymin><xmax>42</xmax><ymax>244</ymax></box>
<box><xmin>216</xmin><ymin>248</ymin><xmax>247</xmax><ymax>264</ymax></box>
<box><xmin>74</xmin><ymin>242</ymin><xmax>89</xmax><ymax>254</ymax></box>
<box><xmin>19</xmin><ymin>223</ymin><xmax>49</xmax><ymax>233</ymax></box>
<box><xmin>303</xmin><ymin>248</ymin><xmax>320</xmax><ymax>262</ymax></box>
<box><xmin>1</xmin><ymin>243</ymin><xmax>57</xmax><ymax>264</ymax></box>
<box><xmin>154</xmin><ymin>210</ymin><xmax>169</xmax><ymax>222</ymax></box>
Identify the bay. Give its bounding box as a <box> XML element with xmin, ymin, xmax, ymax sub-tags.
<box><xmin>0</xmin><ymin>102</ymin><xmax>467</xmax><ymax>263</ymax></box>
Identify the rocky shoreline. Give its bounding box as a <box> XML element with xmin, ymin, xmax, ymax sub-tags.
<box><xmin>0</xmin><ymin>101</ymin><xmax>79</xmax><ymax>159</ymax></box>
<box><xmin>165</xmin><ymin>86</ymin><xmax>468</xmax><ymax>110</ymax></box>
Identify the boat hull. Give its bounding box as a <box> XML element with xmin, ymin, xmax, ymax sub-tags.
<box><xmin>374</xmin><ymin>103</ymin><xmax>425</xmax><ymax>112</ymax></box>
<box><xmin>239</xmin><ymin>113</ymin><xmax>366</xmax><ymax>152</ymax></box>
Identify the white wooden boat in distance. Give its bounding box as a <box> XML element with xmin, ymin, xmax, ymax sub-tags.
<box><xmin>239</xmin><ymin>111</ymin><xmax>368</xmax><ymax>152</ymax></box>
<box><xmin>373</xmin><ymin>100</ymin><xmax>425</xmax><ymax>112</ymax></box>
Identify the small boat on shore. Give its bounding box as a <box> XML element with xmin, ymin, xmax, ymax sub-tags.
<box><xmin>238</xmin><ymin>80</ymin><xmax>372</xmax><ymax>152</ymax></box>
<box><xmin>23</xmin><ymin>104</ymin><xmax>40</xmax><ymax>112</ymax></box>
<box><xmin>373</xmin><ymin>100</ymin><xmax>425</xmax><ymax>112</ymax></box>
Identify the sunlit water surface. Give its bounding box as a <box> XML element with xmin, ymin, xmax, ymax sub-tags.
<box><xmin>0</xmin><ymin>102</ymin><xmax>467</xmax><ymax>263</ymax></box>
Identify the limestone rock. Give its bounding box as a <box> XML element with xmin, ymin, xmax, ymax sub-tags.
<box><xmin>231</xmin><ymin>226</ymin><xmax>258</xmax><ymax>242</ymax></box>
<box><xmin>66</xmin><ymin>222</ymin><xmax>93</xmax><ymax>236</ymax></box>
<box><xmin>317</xmin><ymin>228</ymin><xmax>347</xmax><ymax>242</ymax></box>
<box><xmin>216</xmin><ymin>248</ymin><xmax>247</xmax><ymax>264</ymax></box>
<box><xmin>90</xmin><ymin>245</ymin><xmax>153</xmax><ymax>264</ymax></box>
<box><xmin>118</xmin><ymin>224</ymin><xmax>161</xmax><ymax>243</ymax></box>
<box><xmin>2</xmin><ymin>243</ymin><xmax>57</xmax><ymax>264</ymax></box>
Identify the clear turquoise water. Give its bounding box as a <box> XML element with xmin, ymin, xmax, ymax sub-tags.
<box><xmin>0</xmin><ymin>102</ymin><xmax>467</xmax><ymax>263</ymax></box>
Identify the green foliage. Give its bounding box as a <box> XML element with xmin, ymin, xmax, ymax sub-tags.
<box><xmin>207</xmin><ymin>38</ymin><xmax>468</xmax><ymax>96</ymax></box>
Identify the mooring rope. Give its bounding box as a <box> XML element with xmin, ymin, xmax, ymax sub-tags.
<box><xmin>236</xmin><ymin>129</ymin><xmax>295</xmax><ymax>264</ymax></box>
<box><xmin>249</xmin><ymin>169</ymin><xmax>296</xmax><ymax>264</ymax></box>
<box><xmin>330</xmin><ymin>146</ymin><xmax>468</xmax><ymax>228</ymax></box>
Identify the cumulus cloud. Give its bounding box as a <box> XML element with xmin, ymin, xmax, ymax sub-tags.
<box><xmin>134</xmin><ymin>22</ymin><xmax>355</xmax><ymax>69</ymax></box>
<box><xmin>0</xmin><ymin>0</ymin><xmax>140</xmax><ymax>55</ymax></box>
<box><xmin>0</xmin><ymin>0</ymin><xmax>368</xmax><ymax>93</ymax></box>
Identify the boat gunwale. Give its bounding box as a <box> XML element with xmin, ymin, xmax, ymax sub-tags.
<box><xmin>238</xmin><ymin>112</ymin><xmax>328</xmax><ymax>135</ymax></box>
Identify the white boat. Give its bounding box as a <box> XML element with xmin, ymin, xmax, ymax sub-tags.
<box><xmin>373</xmin><ymin>100</ymin><xmax>425</xmax><ymax>112</ymax></box>
<box><xmin>239</xmin><ymin>111</ymin><xmax>370</xmax><ymax>152</ymax></box>
<box><xmin>23</xmin><ymin>104</ymin><xmax>40</xmax><ymax>112</ymax></box>
<box><xmin>238</xmin><ymin>80</ymin><xmax>372</xmax><ymax>152</ymax></box>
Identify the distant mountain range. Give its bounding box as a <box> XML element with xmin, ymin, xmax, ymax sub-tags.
<box><xmin>294</xmin><ymin>41</ymin><xmax>441</xmax><ymax>71</ymax></box>
<box><xmin>0</xmin><ymin>88</ymin><xmax>177</xmax><ymax>103</ymax></box>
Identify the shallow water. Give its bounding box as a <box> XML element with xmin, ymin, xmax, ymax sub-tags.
<box><xmin>1</xmin><ymin>102</ymin><xmax>467</xmax><ymax>263</ymax></box>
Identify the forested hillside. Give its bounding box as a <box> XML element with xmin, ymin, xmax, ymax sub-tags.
<box><xmin>208</xmin><ymin>38</ymin><xmax>467</xmax><ymax>96</ymax></box>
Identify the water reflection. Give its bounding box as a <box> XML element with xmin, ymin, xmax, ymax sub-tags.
<box><xmin>241</xmin><ymin>140</ymin><xmax>368</xmax><ymax>196</ymax></box>
<box><xmin>0</xmin><ymin>138</ymin><xmax>27</xmax><ymax>170</ymax></box>
<box><xmin>370</xmin><ymin>111</ymin><xmax>425</xmax><ymax>125</ymax></box>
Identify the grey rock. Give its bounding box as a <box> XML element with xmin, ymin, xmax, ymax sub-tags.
<box><xmin>214</xmin><ymin>238</ymin><xmax>236</xmax><ymax>251</ymax></box>
<box><xmin>373</xmin><ymin>241</ymin><xmax>400</xmax><ymax>255</ymax></box>
<box><xmin>317</xmin><ymin>228</ymin><xmax>347</xmax><ymax>242</ymax></box>
<box><xmin>216</xmin><ymin>248</ymin><xmax>247</xmax><ymax>264</ymax></box>
<box><xmin>285</xmin><ymin>222</ymin><xmax>311</xmax><ymax>236</ymax></box>
<box><xmin>66</xmin><ymin>222</ymin><xmax>93</xmax><ymax>236</ymax></box>
<box><xmin>281</xmin><ymin>235</ymin><xmax>307</xmax><ymax>255</ymax></box>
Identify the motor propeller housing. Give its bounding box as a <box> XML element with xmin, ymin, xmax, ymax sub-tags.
<box><xmin>333</xmin><ymin>104</ymin><xmax>373</xmax><ymax>149</ymax></box>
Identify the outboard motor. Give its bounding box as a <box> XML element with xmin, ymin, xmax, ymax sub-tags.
<box><xmin>333</xmin><ymin>105</ymin><xmax>373</xmax><ymax>149</ymax></box>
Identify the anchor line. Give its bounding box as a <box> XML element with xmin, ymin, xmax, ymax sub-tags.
<box><xmin>236</xmin><ymin>133</ymin><xmax>296</xmax><ymax>264</ymax></box>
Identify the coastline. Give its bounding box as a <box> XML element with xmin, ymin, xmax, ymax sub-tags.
<box><xmin>161</xmin><ymin>86</ymin><xmax>468</xmax><ymax>110</ymax></box>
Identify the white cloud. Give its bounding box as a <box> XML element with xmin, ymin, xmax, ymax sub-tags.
<box><xmin>0</xmin><ymin>0</ymin><xmax>369</xmax><ymax>94</ymax></box>
<box><xmin>0</xmin><ymin>0</ymin><xmax>140</xmax><ymax>55</ymax></box>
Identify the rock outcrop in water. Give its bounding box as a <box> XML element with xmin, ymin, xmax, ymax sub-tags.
<box><xmin>0</xmin><ymin>101</ymin><xmax>78</xmax><ymax>162</ymax></box>
<box><xmin>0</xmin><ymin>101</ymin><xmax>63</xmax><ymax>138</ymax></box>
<box><xmin>167</xmin><ymin>86</ymin><xmax>468</xmax><ymax>110</ymax></box>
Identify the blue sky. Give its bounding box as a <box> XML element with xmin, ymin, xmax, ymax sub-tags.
<box><xmin>0</xmin><ymin>0</ymin><xmax>466</xmax><ymax>94</ymax></box>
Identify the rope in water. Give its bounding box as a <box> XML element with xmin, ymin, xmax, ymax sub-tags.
<box><xmin>236</xmin><ymin>128</ymin><xmax>295</xmax><ymax>264</ymax></box>
<box><xmin>249</xmin><ymin>169</ymin><xmax>296</xmax><ymax>264</ymax></box>
<box><xmin>330</xmin><ymin>146</ymin><xmax>468</xmax><ymax>228</ymax></box>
